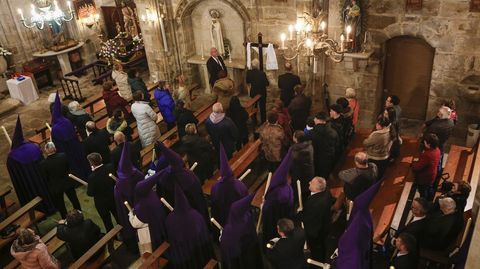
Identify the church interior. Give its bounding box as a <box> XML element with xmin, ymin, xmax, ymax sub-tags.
<box><xmin>0</xmin><ymin>0</ymin><xmax>479</xmax><ymax>268</ymax></box>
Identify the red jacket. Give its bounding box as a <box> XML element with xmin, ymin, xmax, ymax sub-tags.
<box><xmin>412</xmin><ymin>147</ymin><xmax>440</xmax><ymax>185</ymax></box>
<box><xmin>102</xmin><ymin>90</ymin><xmax>129</xmax><ymax>117</ymax></box>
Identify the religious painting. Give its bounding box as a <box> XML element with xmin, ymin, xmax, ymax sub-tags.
<box><xmin>406</xmin><ymin>0</ymin><xmax>423</xmax><ymax>10</ymax></box>
<box><xmin>341</xmin><ymin>0</ymin><xmax>364</xmax><ymax>53</ymax></box>
<box><xmin>471</xmin><ymin>0</ymin><xmax>480</xmax><ymax>12</ymax></box>
<box><xmin>73</xmin><ymin>0</ymin><xmax>96</xmax><ymax>20</ymax></box>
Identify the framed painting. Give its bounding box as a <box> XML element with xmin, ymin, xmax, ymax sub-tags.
<box><xmin>471</xmin><ymin>0</ymin><xmax>480</xmax><ymax>12</ymax></box>
<box><xmin>406</xmin><ymin>0</ymin><xmax>422</xmax><ymax>10</ymax></box>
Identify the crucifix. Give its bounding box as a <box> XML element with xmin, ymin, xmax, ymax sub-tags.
<box><xmin>244</xmin><ymin>32</ymin><xmax>278</xmax><ymax>70</ymax></box>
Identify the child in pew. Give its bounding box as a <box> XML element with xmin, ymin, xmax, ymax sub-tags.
<box><xmin>11</xmin><ymin>228</ymin><xmax>60</xmax><ymax>269</ymax></box>
<box><xmin>107</xmin><ymin>109</ymin><xmax>133</xmax><ymax>141</ymax></box>
<box><xmin>57</xmin><ymin>210</ymin><xmax>102</xmax><ymax>260</ymax></box>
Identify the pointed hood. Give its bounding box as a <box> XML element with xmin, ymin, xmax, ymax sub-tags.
<box><xmin>135</xmin><ymin>170</ymin><xmax>160</xmax><ymax>198</ymax></box>
<box><xmin>174</xmin><ymin>182</ymin><xmax>191</xmax><ymax>213</ymax></box>
<box><xmin>118</xmin><ymin>142</ymin><xmax>135</xmax><ymax>178</ymax></box>
<box><xmin>51</xmin><ymin>92</ymin><xmax>63</xmax><ymax>124</ymax></box>
<box><xmin>219</xmin><ymin>143</ymin><xmax>234</xmax><ymax>181</ymax></box>
<box><xmin>157</xmin><ymin>142</ymin><xmax>185</xmax><ymax>172</ymax></box>
<box><xmin>11</xmin><ymin>115</ymin><xmax>25</xmax><ymax>149</ymax></box>
<box><xmin>227</xmin><ymin>193</ymin><xmax>255</xmax><ymax>223</ymax></box>
<box><xmin>50</xmin><ymin>92</ymin><xmax>76</xmax><ymax>141</ymax></box>
<box><xmin>116</xmin><ymin>142</ymin><xmax>144</xmax><ymax>199</ymax></box>
<box><xmin>349</xmin><ymin>178</ymin><xmax>383</xmax><ymax>222</ymax></box>
<box><xmin>266</xmin><ymin>149</ymin><xmax>293</xmax><ymax>195</ymax></box>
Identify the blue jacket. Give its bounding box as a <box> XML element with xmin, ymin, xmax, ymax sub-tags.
<box><xmin>154</xmin><ymin>88</ymin><xmax>176</xmax><ymax>124</ymax></box>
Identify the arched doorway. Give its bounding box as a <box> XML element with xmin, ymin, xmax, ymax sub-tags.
<box><xmin>382</xmin><ymin>36</ymin><xmax>435</xmax><ymax>120</ymax></box>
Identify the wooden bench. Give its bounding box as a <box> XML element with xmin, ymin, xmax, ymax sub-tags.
<box><xmin>202</xmin><ymin>139</ymin><xmax>262</xmax><ymax>196</ymax></box>
<box><xmin>138</xmin><ymin>242</ymin><xmax>170</xmax><ymax>269</ymax></box>
<box><xmin>5</xmin><ymin>227</ymin><xmax>65</xmax><ymax>269</ymax></box>
<box><xmin>0</xmin><ymin>185</ymin><xmax>15</xmax><ymax>218</ymax></box>
<box><xmin>68</xmin><ymin>225</ymin><xmax>122</xmax><ymax>269</ymax></box>
<box><xmin>244</xmin><ymin>94</ymin><xmax>261</xmax><ymax>119</ymax></box>
<box><xmin>0</xmin><ymin>197</ymin><xmax>45</xmax><ymax>249</ymax></box>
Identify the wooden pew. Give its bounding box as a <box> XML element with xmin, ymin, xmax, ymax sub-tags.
<box><xmin>203</xmin><ymin>259</ymin><xmax>219</xmax><ymax>269</ymax></box>
<box><xmin>68</xmin><ymin>225</ymin><xmax>122</xmax><ymax>269</ymax></box>
<box><xmin>5</xmin><ymin>227</ymin><xmax>65</xmax><ymax>269</ymax></box>
<box><xmin>244</xmin><ymin>94</ymin><xmax>261</xmax><ymax>118</ymax></box>
<box><xmin>0</xmin><ymin>185</ymin><xmax>15</xmax><ymax>218</ymax></box>
<box><xmin>138</xmin><ymin>242</ymin><xmax>170</xmax><ymax>269</ymax></box>
<box><xmin>0</xmin><ymin>197</ymin><xmax>45</xmax><ymax>249</ymax></box>
<box><xmin>202</xmin><ymin>139</ymin><xmax>262</xmax><ymax>196</ymax></box>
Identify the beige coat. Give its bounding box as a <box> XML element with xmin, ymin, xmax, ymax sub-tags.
<box><xmin>259</xmin><ymin>123</ymin><xmax>286</xmax><ymax>162</ymax></box>
<box><xmin>363</xmin><ymin>127</ymin><xmax>392</xmax><ymax>160</ymax></box>
<box><xmin>213</xmin><ymin>77</ymin><xmax>235</xmax><ymax>110</ymax></box>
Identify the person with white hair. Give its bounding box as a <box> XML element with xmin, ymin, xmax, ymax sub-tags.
<box><xmin>205</xmin><ymin>102</ymin><xmax>238</xmax><ymax>158</ymax></box>
<box><xmin>423</xmin><ymin>105</ymin><xmax>455</xmax><ymax>152</ymax></box>
<box><xmin>246</xmin><ymin>58</ymin><xmax>269</xmax><ymax>123</ymax></box>
<box><xmin>66</xmin><ymin>101</ymin><xmax>92</xmax><ymax>139</ymax></box>
<box><xmin>345</xmin><ymin>87</ymin><xmax>360</xmax><ymax>129</ymax></box>
<box><xmin>206</xmin><ymin>47</ymin><xmax>227</xmax><ymax>86</ymax></box>
<box><xmin>298</xmin><ymin>176</ymin><xmax>335</xmax><ymax>262</ymax></box>
<box><xmin>420</xmin><ymin>197</ymin><xmax>464</xmax><ymax>251</ymax></box>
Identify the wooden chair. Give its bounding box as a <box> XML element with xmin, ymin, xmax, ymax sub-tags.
<box><xmin>60</xmin><ymin>77</ymin><xmax>85</xmax><ymax>102</ymax></box>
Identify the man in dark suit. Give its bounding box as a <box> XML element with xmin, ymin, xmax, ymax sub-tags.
<box><xmin>266</xmin><ymin>218</ymin><xmax>306</xmax><ymax>269</ymax></box>
<box><xmin>246</xmin><ymin>58</ymin><xmax>269</xmax><ymax>123</ymax></box>
<box><xmin>391</xmin><ymin>233</ymin><xmax>418</xmax><ymax>269</ymax></box>
<box><xmin>278</xmin><ymin>62</ymin><xmax>301</xmax><ymax>107</ymax></box>
<box><xmin>110</xmin><ymin>131</ymin><xmax>141</xmax><ymax>171</ymax></box>
<box><xmin>83</xmin><ymin>121</ymin><xmax>111</xmax><ymax>164</ymax></box>
<box><xmin>308</xmin><ymin>112</ymin><xmax>339</xmax><ymax>178</ymax></box>
<box><xmin>299</xmin><ymin>177</ymin><xmax>335</xmax><ymax>261</ymax></box>
<box><xmin>207</xmin><ymin>47</ymin><xmax>227</xmax><ymax>87</ymax></box>
<box><xmin>397</xmin><ymin>197</ymin><xmax>430</xmax><ymax>239</ymax></box>
<box><xmin>40</xmin><ymin>142</ymin><xmax>82</xmax><ymax>219</ymax></box>
<box><xmin>86</xmin><ymin>153</ymin><xmax>118</xmax><ymax>232</ymax></box>
<box><xmin>339</xmin><ymin>152</ymin><xmax>378</xmax><ymax>200</ymax></box>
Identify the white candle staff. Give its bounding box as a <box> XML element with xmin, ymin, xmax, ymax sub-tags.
<box><xmin>307</xmin><ymin>258</ymin><xmax>331</xmax><ymax>269</ymax></box>
<box><xmin>256</xmin><ymin>172</ymin><xmax>272</xmax><ymax>233</ymax></box>
<box><xmin>346</xmin><ymin>200</ymin><xmax>353</xmax><ymax>221</ymax></box>
<box><xmin>301</xmin><ymin>222</ymin><xmax>308</xmax><ymax>250</ymax></box>
<box><xmin>239</xmin><ymin>169</ymin><xmax>251</xmax><ymax>181</ymax></box>
<box><xmin>151</xmin><ymin>148</ymin><xmax>156</xmax><ymax>164</ymax></box>
<box><xmin>68</xmin><ymin>174</ymin><xmax>88</xmax><ymax>186</ymax></box>
<box><xmin>210</xmin><ymin>218</ymin><xmax>223</xmax><ymax>230</ymax></box>
<box><xmin>1</xmin><ymin>126</ymin><xmax>12</xmax><ymax>146</ymax></box>
<box><xmin>108</xmin><ymin>173</ymin><xmax>118</xmax><ymax>182</ymax></box>
<box><xmin>296</xmin><ymin>180</ymin><xmax>303</xmax><ymax>211</ymax></box>
<box><xmin>189</xmin><ymin>162</ymin><xmax>198</xmax><ymax>171</ymax></box>
<box><xmin>160</xmin><ymin>197</ymin><xmax>174</xmax><ymax>212</ymax></box>
<box><xmin>124</xmin><ymin>201</ymin><xmax>133</xmax><ymax>213</ymax></box>
<box><xmin>45</xmin><ymin>122</ymin><xmax>51</xmax><ymax>131</ymax></box>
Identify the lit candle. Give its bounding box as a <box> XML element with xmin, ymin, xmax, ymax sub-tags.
<box><xmin>346</xmin><ymin>25</ymin><xmax>352</xmax><ymax>41</ymax></box>
<box><xmin>17</xmin><ymin>8</ymin><xmax>24</xmax><ymax>20</ymax></box>
<box><xmin>141</xmin><ymin>15</ymin><xmax>146</xmax><ymax>22</ymax></box>
<box><xmin>288</xmin><ymin>25</ymin><xmax>294</xmax><ymax>40</ymax></box>
<box><xmin>201</xmin><ymin>43</ymin><xmax>204</xmax><ymax>59</ymax></box>
<box><xmin>67</xmin><ymin>1</ymin><xmax>72</xmax><ymax>12</ymax></box>
<box><xmin>320</xmin><ymin>21</ymin><xmax>326</xmax><ymax>31</ymax></box>
<box><xmin>313</xmin><ymin>57</ymin><xmax>317</xmax><ymax>74</ymax></box>
<box><xmin>340</xmin><ymin>34</ymin><xmax>345</xmax><ymax>52</ymax></box>
<box><xmin>305</xmin><ymin>24</ymin><xmax>312</xmax><ymax>33</ymax></box>
<box><xmin>364</xmin><ymin>31</ymin><xmax>368</xmax><ymax>43</ymax></box>
<box><xmin>280</xmin><ymin>33</ymin><xmax>286</xmax><ymax>49</ymax></box>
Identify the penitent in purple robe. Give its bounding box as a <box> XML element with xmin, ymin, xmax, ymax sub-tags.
<box><xmin>165</xmin><ymin>183</ymin><xmax>213</xmax><ymax>269</ymax></box>
<box><xmin>156</xmin><ymin>142</ymin><xmax>209</xmax><ymax>223</ymax></box>
<box><xmin>6</xmin><ymin>116</ymin><xmax>55</xmax><ymax>213</ymax></box>
<box><xmin>50</xmin><ymin>93</ymin><xmax>90</xmax><ymax>179</ymax></box>
<box><xmin>220</xmin><ymin>193</ymin><xmax>263</xmax><ymax>269</ymax></box>
<box><xmin>133</xmin><ymin>170</ymin><xmax>167</xmax><ymax>249</ymax></box>
<box><xmin>211</xmin><ymin>143</ymin><xmax>248</xmax><ymax>226</ymax></box>
<box><xmin>336</xmin><ymin>178</ymin><xmax>383</xmax><ymax>269</ymax></box>
<box><xmin>114</xmin><ymin>142</ymin><xmax>145</xmax><ymax>253</ymax></box>
<box><xmin>262</xmin><ymin>149</ymin><xmax>294</xmax><ymax>243</ymax></box>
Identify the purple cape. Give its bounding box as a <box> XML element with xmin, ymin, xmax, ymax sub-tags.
<box><xmin>51</xmin><ymin>93</ymin><xmax>90</xmax><ymax>179</ymax></box>
<box><xmin>211</xmin><ymin>143</ymin><xmax>248</xmax><ymax>225</ymax></box>
<box><xmin>133</xmin><ymin>171</ymin><xmax>167</xmax><ymax>249</ymax></box>
<box><xmin>220</xmin><ymin>194</ymin><xmax>263</xmax><ymax>268</ymax></box>
<box><xmin>262</xmin><ymin>149</ymin><xmax>294</xmax><ymax>242</ymax></box>
<box><xmin>336</xmin><ymin>178</ymin><xmax>383</xmax><ymax>269</ymax></box>
<box><xmin>165</xmin><ymin>184</ymin><xmax>213</xmax><ymax>268</ymax></box>
<box><xmin>6</xmin><ymin>116</ymin><xmax>55</xmax><ymax>213</ymax></box>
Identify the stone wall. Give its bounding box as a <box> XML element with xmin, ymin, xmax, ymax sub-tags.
<box><xmin>327</xmin><ymin>0</ymin><xmax>480</xmax><ymax>135</ymax></box>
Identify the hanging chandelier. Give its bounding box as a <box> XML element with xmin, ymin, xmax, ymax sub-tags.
<box><xmin>279</xmin><ymin>12</ymin><xmax>351</xmax><ymax>63</ymax></box>
<box><xmin>17</xmin><ymin>0</ymin><xmax>74</xmax><ymax>30</ymax></box>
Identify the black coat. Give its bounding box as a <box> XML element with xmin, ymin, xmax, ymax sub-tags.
<box><xmin>266</xmin><ymin>228</ymin><xmax>306</xmax><ymax>269</ymax></box>
<box><xmin>424</xmin><ymin>117</ymin><xmax>454</xmax><ymax>150</ymax></box>
<box><xmin>343</xmin><ymin>173</ymin><xmax>375</xmax><ymax>201</ymax></box>
<box><xmin>420</xmin><ymin>212</ymin><xmax>464</xmax><ymax>250</ymax></box>
<box><xmin>290</xmin><ymin>141</ymin><xmax>314</xmax><ymax>203</ymax></box>
<box><xmin>391</xmin><ymin>253</ymin><xmax>418</xmax><ymax>269</ymax></box>
<box><xmin>301</xmin><ymin>191</ymin><xmax>334</xmax><ymax>239</ymax></box>
<box><xmin>396</xmin><ymin>218</ymin><xmax>428</xmax><ymax>241</ymax></box>
<box><xmin>110</xmin><ymin>142</ymin><xmax>141</xmax><ymax>171</ymax></box>
<box><xmin>67</xmin><ymin>112</ymin><xmax>92</xmax><ymax>139</ymax></box>
<box><xmin>288</xmin><ymin>94</ymin><xmax>311</xmax><ymax>131</ymax></box>
<box><xmin>278</xmin><ymin>72</ymin><xmax>301</xmax><ymax>107</ymax></box>
<box><xmin>57</xmin><ymin>219</ymin><xmax>101</xmax><ymax>259</ymax></box>
<box><xmin>308</xmin><ymin>124</ymin><xmax>339</xmax><ymax>177</ymax></box>
<box><xmin>205</xmin><ymin>116</ymin><xmax>238</xmax><ymax>159</ymax></box>
<box><xmin>207</xmin><ymin>56</ymin><xmax>227</xmax><ymax>86</ymax></box>
<box><xmin>174</xmin><ymin>108</ymin><xmax>198</xmax><ymax>138</ymax></box>
<box><xmin>181</xmin><ymin>134</ymin><xmax>215</xmax><ymax>184</ymax></box>
<box><xmin>246</xmin><ymin>69</ymin><xmax>269</xmax><ymax>97</ymax></box>
<box><xmin>226</xmin><ymin>100</ymin><xmax>249</xmax><ymax>143</ymax></box>
<box><xmin>40</xmin><ymin>153</ymin><xmax>76</xmax><ymax>194</ymax></box>
<box><xmin>83</xmin><ymin>129</ymin><xmax>111</xmax><ymax>163</ymax></box>
<box><xmin>87</xmin><ymin>164</ymin><xmax>116</xmax><ymax>214</ymax></box>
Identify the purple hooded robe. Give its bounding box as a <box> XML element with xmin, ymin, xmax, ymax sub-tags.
<box><xmin>6</xmin><ymin>116</ymin><xmax>55</xmax><ymax>213</ymax></box>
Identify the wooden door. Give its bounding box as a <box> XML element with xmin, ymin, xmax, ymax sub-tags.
<box><xmin>383</xmin><ymin>36</ymin><xmax>435</xmax><ymax>120</ymax></box>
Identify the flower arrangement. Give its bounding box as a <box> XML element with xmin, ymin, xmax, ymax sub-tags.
<box><xmin>0</xmin><ymin>46</ymin><xmax>12</xmax><ymax>57</ymax></box>
<box><xmin>98</xmin><ymin>33</ymin><xmax>144</xmax><ymax>62</ymax></box>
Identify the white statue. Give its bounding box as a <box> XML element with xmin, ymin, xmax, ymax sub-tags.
<box><xmin>210</xmin><ymin>9</ymin><xmax>225</xmax><ymax>56</ymax></box>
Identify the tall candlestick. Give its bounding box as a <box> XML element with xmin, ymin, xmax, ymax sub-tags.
<box><xmin>288</xmin><ymin>25</ymin><xmax>293</xmax><ymax>40</ymax></box>
<box><xmin>201</xmin><ymin>44</ymin><xmax>204</xmax><ymax>59</ymax></box>
<box><xmin>17</xmin><ymin>9</ymin><xmax>25</xmax><ymax>20</ymax></box>
<box><xmin>280</xmin><ymin>33</ymin><xmax>286</xmax><ymax>49</ymax></box>
<box><xmin>364</xmin><ymin>31</ymin><xmax>368</xmax><ymax>43</ymax></box>
<box><xmin>340</xmin><ymin>34</ymin><xmax>345</xmax><ymax>52</ymax></box>
<box><xmin>346</xmin><ymin>25</ymin><xmax>352</xmax><ymax>41</ymax></box>
<box><xmin>67</xmin><ymin>1</ymin><xmax>72</xmax><ymax>12</ymax></box>
<box><xmin>313</xmin><ymin>57</ymin><xmax>317</xmax><ymax>74</ymax></box>
<box><xmin>159</xmin><ymin>16</ymin><xmax>168</xmax><ymax>52</ymax></box>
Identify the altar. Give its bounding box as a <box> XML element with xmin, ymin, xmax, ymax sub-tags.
<box><xmin>32</xmin><ymin>42</ymin><xmax>84</xmax><ymax>76</ymax></box>
<box><xmin>187</xmin><ymin>55</ymin><xmax>246</xmax><ymax>94</ymax></box>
